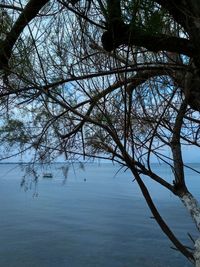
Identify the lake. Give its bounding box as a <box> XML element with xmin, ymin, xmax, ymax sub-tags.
<box><xmin>0</xmin><ymin>162</ymin><xmax>199</xmax><ymax>267</ymax></box>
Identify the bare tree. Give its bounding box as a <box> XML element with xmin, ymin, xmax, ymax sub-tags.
<box><xmin>1</xmin><ymin>0</ymin><xmax>200</xmax><ymax>265</ymax></box>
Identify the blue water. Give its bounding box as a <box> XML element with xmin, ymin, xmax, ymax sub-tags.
<box><xmin>0</xmin><ymin>162</ymin><xmax>199</xmax><ymax>267</ymax></box>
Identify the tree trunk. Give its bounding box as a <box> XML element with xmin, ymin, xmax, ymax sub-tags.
<box><xmin>194</xmin><ymin>238</ymin><xmax>200</xmax><ymax>267</ymax></box>
<box><xmin>179</xmin><ymin>191</ymin><xmax>200</xmax><ymax>266</ymax></box>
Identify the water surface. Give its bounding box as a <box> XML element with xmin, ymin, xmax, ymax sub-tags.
<box><xmin>0</xmin><ymin>163</ymin><xmax>199</xmax><ymax>267</ymax></box>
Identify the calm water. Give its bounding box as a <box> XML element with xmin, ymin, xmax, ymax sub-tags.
<box><xmin>0</xmin><ymin>162</ymin><xmax>199</xmax><ymax>267</ymax></box>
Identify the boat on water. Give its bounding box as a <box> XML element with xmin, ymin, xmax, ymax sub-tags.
<box><xmin>43</xmin><ymin>173</ymin><xmax>53</xmax><ymax>178</ymax></box>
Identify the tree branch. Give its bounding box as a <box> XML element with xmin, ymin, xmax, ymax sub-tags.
<box><xmin>0</xmin><ymin>0</ymin><xmax>49</xmax><ymax>70</ymax></box>
<box><xmin>130</xmin><ymin>166</ymin><xmax>194</xmax><ymax>262</ymax></box>
<box><xmin>171</xmin><ymin>100</ymin><xmax>188</xmax><ymax>194</ymax></box>
<box><xmin>102</xmin><ymin>24</ymin><xmax>194</xmax><ymax>56</ymax></box>
<box><xmin>0</xmin><ymin>4</ymin><xmax>23</xmax><ymax>12</ymax></box>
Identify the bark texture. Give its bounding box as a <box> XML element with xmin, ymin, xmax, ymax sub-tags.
<box><xmin>194</xmin><ymin>238</ymin><xmax>200</xmax><ymax>267</ymax></box>
<box><xmin>180</xmin><ymin>192</ymin><xmax>200</xmax><ymax>266</ymax></box>
<box><xmin>180</xmin><ymin>192</ymin><xmax>200</xmax><ymax>232</ymax></box>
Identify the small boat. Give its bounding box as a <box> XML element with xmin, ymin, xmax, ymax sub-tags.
<box><xmin>43</xmin><ymin>172</ymin><xmax>53</xmax><ymax>178</ymax></box>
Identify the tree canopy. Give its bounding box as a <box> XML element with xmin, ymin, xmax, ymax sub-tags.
<box><xmin>1</xmin><ymin>0</ymin><xmax>200</xmax><ymax>265</ymax></box>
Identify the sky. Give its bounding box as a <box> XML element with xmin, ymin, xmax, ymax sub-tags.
<box><xmin>1</xmin><ymin>144</ymin><xmax>199</xmax><ymax>164</ymax></box>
